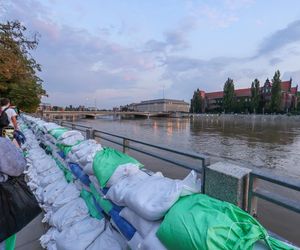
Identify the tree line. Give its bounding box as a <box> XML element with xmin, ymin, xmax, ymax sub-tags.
<box><xmin>190</xmin><ymin>70</ymin><xmax>299</xmax><ymax>114</ymax></box>
<box><xmin>0</xmin><ymin>21</ymin><xmax>45</xmax><ymax>112</ymax></box>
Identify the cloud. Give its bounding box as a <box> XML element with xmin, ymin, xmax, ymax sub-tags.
<box><xmin>256</xmin><ymin>20</ymin><xmax>300</xmax><ymax>56</ymax></box>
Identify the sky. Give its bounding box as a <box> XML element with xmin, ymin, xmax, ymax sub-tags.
<box><xmin>1</xmin><ymin>0</ymin><xmax>300</xmax><ymax>108</ymax></box>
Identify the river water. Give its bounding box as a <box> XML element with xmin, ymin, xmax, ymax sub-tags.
<box><xmin>77</xmin><ymin>116</ymin><xmax>300</xmax><ymax>178</ymax></box>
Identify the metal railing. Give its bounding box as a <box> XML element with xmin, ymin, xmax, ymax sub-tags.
<box><xmin>55</xmin><ymin>119</ymin><xmax>210</xmax><ymax>192</ymax></box>
<box><xmin>247</xmin><ymin>170</ymin><xmax>300</xmax><ymax>215</ymax></box>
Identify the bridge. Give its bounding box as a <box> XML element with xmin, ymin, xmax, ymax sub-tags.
<box><xmin>40</xmin><ymin>110</ymin><xmax>173</xmax><ymax>121</ymax></box>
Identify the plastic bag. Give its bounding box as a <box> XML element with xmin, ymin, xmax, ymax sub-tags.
<box><xmin>0</xmin><ymin>175</ymin><xmax>41</xmax><ymax>241</ymax></box>
<box><xmin>52</xmin><ymin>183</ymin><xmax>80</xmax><ymax>210</ymax></box>
<box><xmin>55</xmin><ymin>217</ymin><xmax>105</xmax><ymax>250</ymax></box>
<box><xmin>93</xmin><ymin>147</ymin><xmax>143</xmax><ymax>187</ymax></box>
<box><xmin>0</xmin><ymin>137</ymin><xmax>26</xmax><ymax>176</ymax></box>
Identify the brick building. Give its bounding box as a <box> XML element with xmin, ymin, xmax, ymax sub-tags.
<box><xmin>202</xmin><ymin>79</ymin><xmax>298</xmax><ymax>112</ymax></box>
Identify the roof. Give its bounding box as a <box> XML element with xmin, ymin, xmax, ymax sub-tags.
<box><xmin>138</xmin><ymin>99</ymin><xmax>189</xmax><ymax>105</ymax></box>
<box><xmin>291</xmin><ymin>86</ymin><xmax>298</xmax><ymax>94</ymax></box>
<box><xmin>280</xmin><ymin>81</ymin><xmax>291</xmax><ymax>92</ymax></box>
<box><xmin>205</xmin><ymin>88</ymin><xmax>251</xmax><ymax>99</ymax></box>
<box><xmin>234</xmin><ymin>88</ymin><xmax>251</xmax><ymax>97</ymax></box>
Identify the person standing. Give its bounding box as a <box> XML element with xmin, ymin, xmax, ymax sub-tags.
<box><xmin>0</xmin><ymin>98</ymin><xmax>18</xmax><ymax>138</ymax></box>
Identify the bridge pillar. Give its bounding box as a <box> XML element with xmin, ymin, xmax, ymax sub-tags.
<box><xmin>123</xmin><ymin>139</ymin><xmax>129</xmax><ymax>153</ymax></box>
<box><xmin>204</xmin><ymin>162</ymin><xmax>252</xmax><ymax>210</ymax></box>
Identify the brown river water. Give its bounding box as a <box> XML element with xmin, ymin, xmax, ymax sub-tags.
<box><xmin>75</xmin><ymin>116</ymin><xmax>300</xmax><ymax>246</ymax></box>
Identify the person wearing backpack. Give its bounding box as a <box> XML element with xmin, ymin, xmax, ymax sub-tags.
<box><xmin>0</xmin><ymin>98</ymin><xmax>18</xmax><ymax>137</ymax></box>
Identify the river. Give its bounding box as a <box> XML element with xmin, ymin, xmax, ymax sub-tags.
<box><xmin>76</xmin><ymin>116</ymin><xmax>300</xmax><ymax>178</ymax></box>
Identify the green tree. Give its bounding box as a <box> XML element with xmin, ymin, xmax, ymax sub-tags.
<box><xmin>251</xmin><ymin>78</ymin><xmax>260</xmax><ymax>113</ymax></box>
<box><xmin>190</xmin><ymin>89</ymin><xmax>203</xmax><ymax>113</ymax></box>
<box><xmin>0</xmin><ymin>21</ymin><xmax>45</xmax><ymax>112</ymax></box>
<box><xmin>223</xmin><ymin>78</ymin><xmax>235</xmax><ymax>113</ymax></box>
<box><xmin>270</xmin><ymin>70</ymin><xmax>282</xmax><ymax>113</ymax></box>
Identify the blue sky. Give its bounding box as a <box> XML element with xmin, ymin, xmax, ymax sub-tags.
<box><xmin>1</xmin><ymin>0</ymin><xmax>300</xmax><ymax>108</ymax></box>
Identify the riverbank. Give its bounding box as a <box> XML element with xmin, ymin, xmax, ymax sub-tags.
<box><xmin>190</xmin><ymin>114</ymin><xmax>300</xmax><ymax>123</ymax></box>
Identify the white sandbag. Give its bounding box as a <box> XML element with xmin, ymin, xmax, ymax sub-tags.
<box><xmin>35</xmin><ymin>178</ymin><xmax>66</xmax><ymax>202</ymax></box>
<box><xmin>139</xmin><ymin>224</ymin><xmax>166</xmax><ymax>250</ymax></box>
<box><xmin>59</xmin><ymin>133</ymin><xmax>84</xmax><ymax>146</ymax></box>
<box><xmin>124</xmin><ymin>171</ymin><xmax>201</xmax><ymax>221</ymax></box>
<box><xmin>106</xmin><ymin>170</ymin><xmax>149</xmax><ymax>206</ymax></box>
<box><xmin>70</xmin><ymin>140</ymin><xmax>98</xmax><ymax>153</ymax></box>
<box><xmin>59</xmin><ymin>130</ymin><xmax>82</xmax><ymax>139</ymax></box>
<box><xmin>82</xmin><ymin>162</ymin><xmax>94</xmax><ymax>175</ymax></box>
<box><xmin>119</xmin><ymin>207</ymin><xmax>161</xmax><ymax>238</ymax></box>
<box><xmin>55</xmin><ymin>217</ymin><xmax>105</xmax><ymax>250</ymax></box>
<box><xmin>39</xmin><ymin>171</ymin><xmax>64</xmax><ymax>188</ymax></box>
<box><xmin>75</xmin><ymin>144</ymin><xmax>102</xmax><ymax>160</ymax></box>
<box><xmin>106</xmin><ymin>163</ymin><xmax>140</xmax><ymax>187</ymax></box>
<box><xmin>87</xmin><ymin>222</ymin><xmax>127</xmax><ymax>250</ymax></box>
<box><xmin>40</xmin><ymin>227</ymin><xmax>60</xmax><ymax>249</ymax></box>
<box><xmin>43</xmin><ymin>122</ymin><xmax>61</xmax><ymax>132</ymax></box>
<box><xmin>42</xmin><ymin>178</ymin><xmax>68</xmax><ymax>205</ymax></box>
<box><xmin>49</xmin><ymin>198</ymin><xmax>89</xmax><ymax>231</ymax></box>
<box><xmin>128</xmin><ymin>232</ymin><xmax>143</xmax><ymax>250</ymax></box>
<box><xmin>52</xmin><ymin>183</ymin><xmax>80</xmax><ymax>210</ymax></box>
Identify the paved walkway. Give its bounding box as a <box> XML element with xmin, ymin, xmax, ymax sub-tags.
<box><xmin>15</xmin><ymin>213</ymin><xmax>46</xmax><ymax>250</ymax></box>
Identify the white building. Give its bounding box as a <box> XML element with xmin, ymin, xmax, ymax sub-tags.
<box><xmin>134</xmin><ymin>99</ymin><xmax>189</xmax><ymax>112</ymax></box>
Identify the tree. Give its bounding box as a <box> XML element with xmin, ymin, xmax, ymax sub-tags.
<box><xmin>0</xmin><ymin>21</ymin><xmax>45</xmax><ymax>112</ymax></box>
<box><xmin>223</xmin><ymin>78</ymin><xmax>235</xmax><ymax>113</ymax></box>
<box><xmin>251</xmin><ymin>78</ymin><xmax>260</xmax><ymax>113</ymax></box>
<box><xmin>270</xmin><ymin>70</ymin><xmax>282</xmax><ymax>113</ymax></box>
<box><xmin>190</xmin><ymin>89</ymin><xmax>203</xmax><ymax>113</ymax></box>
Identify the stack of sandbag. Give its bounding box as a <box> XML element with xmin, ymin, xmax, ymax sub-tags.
<box><xmin>20</xmin><ymin>117</ymin><xmax>127</xmax><ymax>250</ymax></box>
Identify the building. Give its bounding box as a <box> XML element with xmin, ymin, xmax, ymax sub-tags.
<box><xmin>202</xmin><ymin>79</ymin><xmax>298</xmax><ymax>112</ymax></box>
<box><xmin>133</xmin><ymin>99</ymin><xmax>190</xmax><ymax>113</ymax></box>
<box><xmin>37</xmin><ymin>103</ymin><xmax>51</xmax><ymax>111</ymax></box>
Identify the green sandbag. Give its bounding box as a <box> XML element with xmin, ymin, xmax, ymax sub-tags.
<box><xmin>156</xmin><ymin>194</ymin><xmax>294</xmax><ymax>250</ymax></box>
<box><xmin>93</xmin><ymin>147</ymin><xmax>143</xmax><ymax>187</ymax></box>
<box><xmin>80</xmin><ymin>190</ymin><xmax>103</xmax><ymax>220</ymax></box>
<box><xmin>49</xmin><ymin>127</ymin><xmax>69</xmax><ymax>139</ymax></box>
<box><xmin>52</xmin><ymin>156</ymin><xmax>74</xmax><ymax>183</ymax></box>
<box><xmin>89</xmin><ymin>183</ymin><xmax>113</xmax><ymax>214</ymax></box>
<box><xmin>5</xmin><ymin>234</ymin><xmax>16</xmax><ymax>250</ymax></box>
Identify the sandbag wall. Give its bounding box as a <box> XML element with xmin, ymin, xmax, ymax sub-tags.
<box><xmin>20</xmin><ymin>115</ymin><xmax>202</xmax><ymax>250</ymax></box>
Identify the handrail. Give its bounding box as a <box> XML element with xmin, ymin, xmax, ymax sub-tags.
<box><xmin>247</xmin><ymin>170</ymin><xmax>300</xmax><ymax>215</ymax></box>
<box><xmin>93</xmin><ymin>129</ymin><xmax>210</xmax><ymax>166</ymax></box>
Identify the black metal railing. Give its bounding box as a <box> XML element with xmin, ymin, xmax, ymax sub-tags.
<box><xmin>247</xmin><ymin>170</ymin><xmax>300</xmax><ymax>215</ymax></box>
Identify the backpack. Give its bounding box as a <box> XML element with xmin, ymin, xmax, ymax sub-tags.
<box><xmin>0</xmin><ymin>108</ymin><xmax>9</xmax><ymax>129</ymax></box>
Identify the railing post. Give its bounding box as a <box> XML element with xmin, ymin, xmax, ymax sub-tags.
<box><xmin>247</xmin><ymin>174</ymin><xmax>258</xmax><ymax>216</ymax></box>
<box><xmin>204</xmin><ymin>162</ymin><xmax>252</xmax><ymax>209</ymax></box>
<box><xmin>123</xmin><ymin>139</ymin><xmax>129</xmax><ymax>153</ymax></box>
<box><xmin>86</xmin><ymin>129</ymin><xmax>95</xmax><ymax>140</ymax></box>
<box><xmin>201</xmin><ymin>162</ymin><xmax>206</xmax><ymax>194</ymax></box>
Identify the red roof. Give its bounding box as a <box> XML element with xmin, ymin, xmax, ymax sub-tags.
<box><xmin>206</xmin><ymin>91</ymin><xmax>223</xmax><ymax>99</ymax></box>
<box><xmin>280</xmin><ymin>81</ymin><xmax>291</xmax><ymax>92</ymax></box>
<box><xmin>234</xmin><ymin>88</ymin><xmax>251</xmax><ymax>97</ymax></box>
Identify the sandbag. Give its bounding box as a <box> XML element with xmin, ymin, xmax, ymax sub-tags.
<box><xmin>93</xmin><ymin>147</ymin><xmax>143</xmax><ymax>187</ymax></box>
<box><xmin>55</xmin><ymin>217</ymin><xmax>105</xmax><ymax>250</ymax></box>
<box><xmin>52</xmin><ymin>183</ymin><xmax>80</xmax><ymax>210</ymax></box>
<box><xmin>106</xmin><ymin>163</ymin><xmax>140</xmax><ymax>187</ymax></box>
<box><xmin>124</xmin><ymin>171</ymin><xmax>201</xmax><ymax>220</ymax></box>
<box><xmin>105</xmin><ymin>170</ymin><xmax>149</xmax><ymax>206</ymax></box>
<box><xmin>140</xmin><ymin>224</ymin><xmax>166</xmax><ymax>250</ymax></box>
<box><xmin>0</xmin><ymin>175</ymin><xmax>41</xmax><ymax>241</ymax></box>
<box><xmin>49</xmin><ymin>127</ymin><xmax>69</xmax><ymax>139</ymax></box>
<box><xmin>156</xmin><ymin>194</ymin><xmax>294</xmax><ymax>250</ymax></box>
<box><xmin>49</xmin><ymin>198</ymin><xmax>89</xmax><ymax>231</ymax></box>
<box><xmin>0</xmin><ymin>138</ymin><xmax>26</xmax><ymax>176</ymax></box>
<box><xmin>87</xmin><ymin>222</ymin><xmax>127</xmax><ymax>250</ymax></box>
<box><xmin>119</xmin><ymin>207</ymin><xmax>161</xmax><ymax>238</ymax></box>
